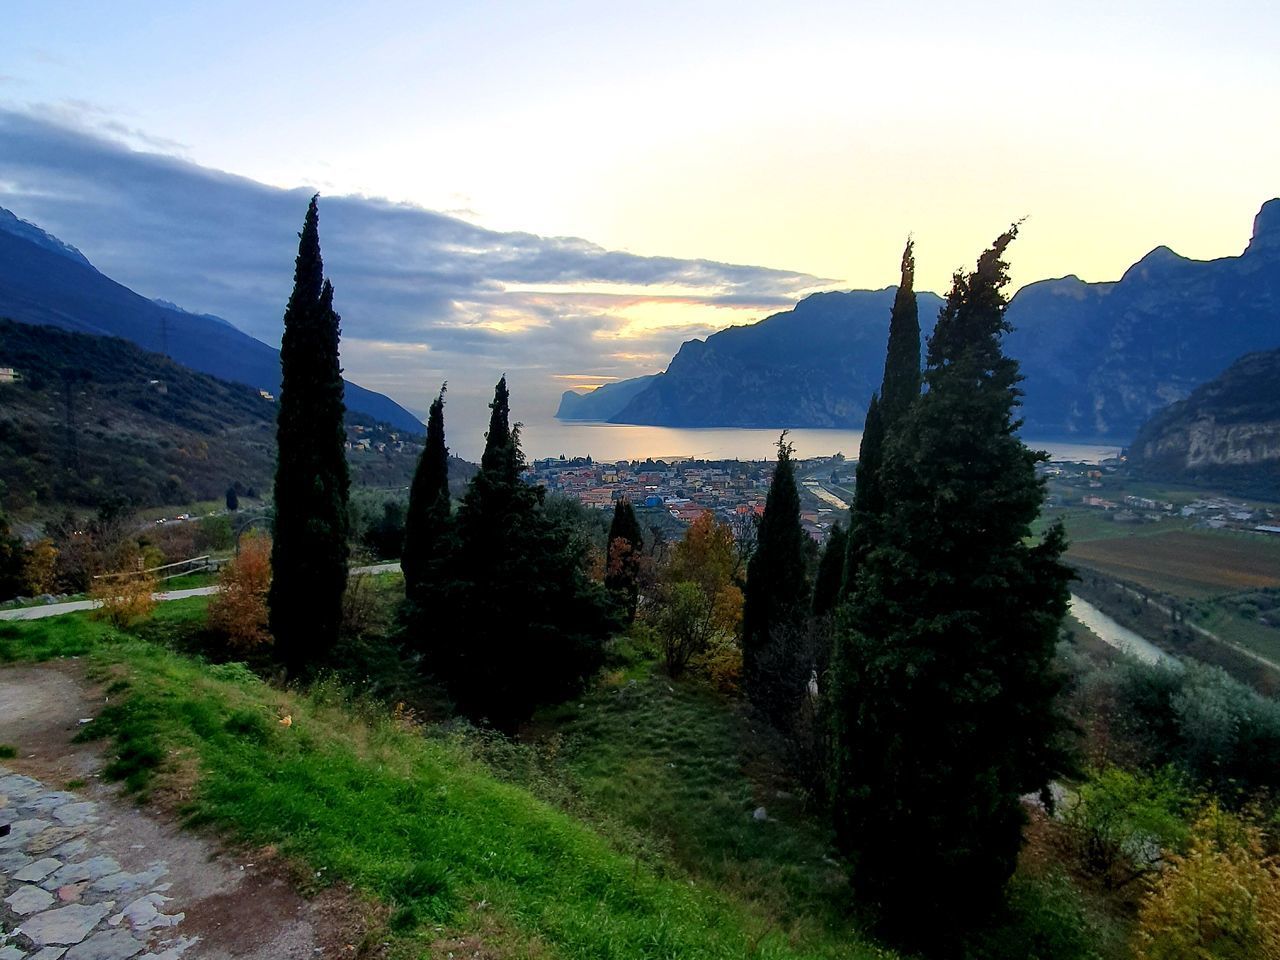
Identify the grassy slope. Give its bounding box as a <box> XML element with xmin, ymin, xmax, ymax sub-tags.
<box><xmin>0</xmin><ymin>603</ymin><xmax>894</xmax><ymax>960</ymax></box>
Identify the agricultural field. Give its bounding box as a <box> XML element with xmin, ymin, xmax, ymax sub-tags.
<box><xmin>1067</xmin><ymin>530</ymin><xmax>1280</xmax><ymax>599</ymax></box>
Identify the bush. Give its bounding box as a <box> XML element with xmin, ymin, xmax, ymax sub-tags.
<box><xmin>1133</xmin><ymin>803</ymin><xmax>1280</xmax><ymax>959</ymax></box>
<box><xmin>206</xmin><ymin>532</ymin><xmax>271</xmax><ymax>649</ymax></box>
<box><xmin>1063</xmin><ymin>765</ymin><xmax>1194</xmax><ymax>888</ymax></box>
<box><xmin>90</xmin><ymin>566</ymin><xmax>157</xmax><ymax>628</ymax></box>
<box><xmin>195</xmin><ymin>514</ymin><xmax>234</xmax><ymax>552</ymax></box>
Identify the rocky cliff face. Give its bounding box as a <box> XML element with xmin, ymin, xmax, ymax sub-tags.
<box><xmin>609</xmin><ymin>289</ymin><xmax>945</xmax><ymax>428</ymax></box>
<box><xmin>1130</xmin><ymin>347</ymin><xmax>1280</xmax><ymax>497</ymax></box>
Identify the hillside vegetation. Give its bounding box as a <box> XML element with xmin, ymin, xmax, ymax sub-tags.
<box><xmin>0</xmin><ymin>317</ymin><xmax>277</xmax><ymax>511</ymax></box>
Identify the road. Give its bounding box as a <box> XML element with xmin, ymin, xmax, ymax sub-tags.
<box><xmin>0</xmin><ymin>562</ymin><xmax>402</xmax><ymax>623</ymax></box>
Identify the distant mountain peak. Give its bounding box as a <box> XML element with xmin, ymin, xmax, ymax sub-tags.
<box><xmin>1247</xmin><ymin>198</ymin><xmax>1280</xmax><ymax>256</ymax></box>
<box><xmin>0</xmin><ymin>206</ymin><xmax>95</xmax><ymax>270</ymax></box>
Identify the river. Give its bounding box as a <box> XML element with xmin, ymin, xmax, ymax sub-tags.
<box><xmin>1067</xmin><ymin>594</ymin><xmax>1178</xmax><ymax>667</ymax></box>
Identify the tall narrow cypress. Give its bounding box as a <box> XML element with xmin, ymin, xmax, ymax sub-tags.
<box><xmin>402</xmin><ymin>385</ymin><xmax>451</xmax><ymax>609</ymax></box>
<box><xmin>828</xmin><ymin>229</ymin><xmax>1072</xmax><ymax>943</ymax></box>
<box><xmin>742</xmin><ymin>434</ymin><xmax>811</xmax><ymax>722</ymax></box>
<box><xmin>878</xmin><ymin>239</ymin><xmax>921</xmax><ymax>428</ymax></box>
<box><xmin>810</xmin><ymin>521</ymin><xmax>847</xmax><ymax>620</ymax></box>
<box><xmin>605</xmin><ymin>498</ymin><xmax>644</xmax><ymax>622</ymax></box>
<box><xmin>268</xmin><ymin>196</ymin><xmax>350</xmax><ymax>677</ymax></box>
<box><xmin>841</xmin><ymin>240</ymin><xmax>920</xmax><ymax>596</ymax></box>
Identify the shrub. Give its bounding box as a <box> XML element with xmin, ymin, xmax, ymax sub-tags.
<box><xmin>90</xmin><ymin>564</ymin><xmax>157</xmax><ymax>628</ymax></box>
<box><xmin>1133</xmin><ymin>803</ymin><xmax>1280</xmax><ymax>959</ymax></box>
<box><xmin>22</xmin><ymin>538</ymin><xmax>58</xmax><ymax>595</ymax></box>
<box><xmin>1063</xmin><ymin>765</ymin><xmax>1194</xmax><ymax>888</ymax></box>
<box><xmin>206</xmin><ymin>531</ymin><xmax>272</xmax><ymax>649</ymax></box>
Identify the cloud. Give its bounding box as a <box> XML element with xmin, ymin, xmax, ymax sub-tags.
<box><xmin>0</xmin><ymin>105</ymin><xmax>829</xmax><ymax>421</ymax></box>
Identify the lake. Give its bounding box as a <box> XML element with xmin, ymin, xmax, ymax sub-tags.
<box><xmin>444</xmin><ymin>414</ymin><xmax>1122</xmax><ymax>465</ymax></box>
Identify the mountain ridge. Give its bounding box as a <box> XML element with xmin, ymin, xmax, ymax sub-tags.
<box><xmin>0</xmin><ymin>208</ymin><xmax>424</xmax><ymax>434</ymax></box>
<box><xmin>571</xmin><ymin>200</ymin><xmax>1280</xmax><ymax>440</ymax></box>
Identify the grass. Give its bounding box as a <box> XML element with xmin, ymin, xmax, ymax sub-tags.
<box><xmin>546</xmin><ymin>676</ymin><xmax>855</xmax><ymax>947</ymax></box>
<box><xmin>1</xmin><ymin>606</ymin><xmax>896</xmax><ymax>960</ymax></box>
<box><xmin>1188</xmin><ymin>604</ymin><xmax>1280</xmax><ymax>665</ymax></box>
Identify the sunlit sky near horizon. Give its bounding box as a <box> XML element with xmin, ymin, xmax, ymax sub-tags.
<box><xmin>3</xmin><ymin>0</ymin><xmax>1278</xmax><ymax>419</ymax></box>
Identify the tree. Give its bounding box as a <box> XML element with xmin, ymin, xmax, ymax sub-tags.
<box><xmin>604</xmin><ymin>498</ymin><xmax>644</xmax><ymax>621</ymax></box>
<box><xmin>225</xmin><ymin>486</ymin><xmax>239</xmax><ymax>512</ymax></box>
<box><xmin>842</xmin><ymin>239</ymin><xmax>920</xmax><ymax>596</ymax></box>
<box><xmin>0</xmin><ymin>508</ymin><xmax>25</xmax><ymax>601</ymax></box>
<box><xmin>655</xmin><ymin>511</ymin><xmax>744</xmax><ymax>681</ymax></box>
<box><xmin>431</xmin><ymin>377</ymin><xmax>614</xmax><ymax>730</ymax></box>
<box><xmin>827</xmin><ymin>229</ymin><xmax>1073</xmax><ymax>941</ymax></box>
<box><xmin>207</xmin><ymin>531</ymin><xmax>272</xmax><ymax>650</ymax></box>
<box><xmin>267</xmin><ymin>196</ymin><xmax>351</xmax><ymax>678</ymax></box>
<box><xmin>401</xmin><ymin>386</ymin><xmax>451</xmax><ymax>610</ymax></box>
<box><xmin>811</xmin><ymin>522</ymin><xmax>846</xmax><ymax>620</ymax></box>
<box><xmin>742</xmin><ymin>434</ymin><xmax>811</xmax><ymax>722</ymax></box>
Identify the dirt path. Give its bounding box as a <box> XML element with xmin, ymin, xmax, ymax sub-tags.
<box><xmin>0</xmin><ymin>664</ymin><xmax>376</xmax><ymax>959</ymax></box>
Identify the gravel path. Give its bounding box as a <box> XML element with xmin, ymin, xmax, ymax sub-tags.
<box><xmin>0</xmin><ymin>563</ymin><xmax>402</xmax><ymax>623</ymax></box>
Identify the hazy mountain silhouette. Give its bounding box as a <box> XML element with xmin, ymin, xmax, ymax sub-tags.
<box><xmin>0</xmin><ymin>208</ymin><xmax>424</xmax><ymax>433</ymax></box>
<box><xmin>575</xmin><ymin>201</ymin><xmax>1280</xmax><ymax>441</ymax></box>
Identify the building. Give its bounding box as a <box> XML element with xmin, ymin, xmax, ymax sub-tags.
<box><xmin>0</xmin><ymin>367</ymin><xmax>21</xmax><ymax>384</ymax></box>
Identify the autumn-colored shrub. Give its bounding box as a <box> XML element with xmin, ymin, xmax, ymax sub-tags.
<box><xmin>90</xmin><ymin>566</ymin><xmax>158</xmax><ymax>628</ymax></box>
<box><xmin>22</xmin><ymin>538</ymin><xmax>59</xmax><ymax>595</ymax></box>
<box><xmin>691</xmin><ymin>635</ymin><xmax>743</xmax><ymax>694</ymax></box>
<box><xmin>1133</xmin><ymin>803</ymin><xmax>1280</xmax><ymax>960</ymax></box>
<box><xmin>206</xmin><ymin>532</ymin><xmax>272</xmax><ymax>649</ymax></box>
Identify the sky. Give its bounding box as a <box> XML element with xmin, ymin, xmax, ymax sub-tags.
<box><xmin>2</xmin><ymin>0</ymin><xmax>1278</xmax><ymax>424</ymax></box>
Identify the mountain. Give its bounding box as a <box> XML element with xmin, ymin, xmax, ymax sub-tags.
<box><xmin>1128</xmin><ymin>347</ymin><xmax>1280</xmax><ymax>499</ymax></box>
<box><xmin>608</xmin><ymin>289</ymin><xmax>946</xmax><ymax>428</ymax></box>
<box><xmin>0</xmin><ymin>208</ymin><xmax>424</xmax><ymax>434</ymax></box>
<box><xmin>592</xmin><ymin>201</ymin><xmax>1280</xmax><ymax>440</ymax></box>
<box><xmin>1006</xmin><ymin>199</ymin><xmax>1280</xmax><ymax>439</ymax></box>
<box><xmin>0</xmin><ymin>317</ymin><xmax>278</xmax><ymax>511</ymax></box>
<box><xmin>556</xmin><ymin>374</ymin><xmax>658</xmax><ymax>420</ymax></box>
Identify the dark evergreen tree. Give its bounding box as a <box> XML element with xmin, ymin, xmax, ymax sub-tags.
<box><xmin>267</xmin><ymin>196</ymin><xmax>351</xmax><ymax>677</ymax></box>
<box><xmin>225</xmin><ymin>486</ymin><xmax>239</xmax><ymax>512</ymax></box>
<box><xmin>842</xmin><ymin>240</ymin><xmax>921</xmax><ymax>596</ymax></box>
<box><xmin>401</xmin><ymin>385</ymin><xmax>451</xmax><ymax>608</ymax></box>
<box><xmin>742</xmin><ymin>434</ymin><xmax>811</xmax><ymax>723</ymax></box>
<box><xmin>604</xmin><ymin>497</ymin><xmax>644</xmax><ymax>622</ymax></box>
<box><xmin>878</xmin><ymin>239</ymin><xmax>921</xmax><ymax>428</ymax></box>
<box><xmin>810</xmin><ymin>522</ymin><xmax>847</xmax><ymax>620</ymax></box>
<box><xmin>0</xmin><ymin>508</ymin><xmax>25</xmax><ymax>601</ymax></box>
<box><xmin>433</xmin><ymin>377</ymin><xmax>614</xmax><ymax>730</ymax></box>
<box><xmin>827</xmin><ymin>228</ymin><xmax>1073</xmax><ymax>943</ymax></box>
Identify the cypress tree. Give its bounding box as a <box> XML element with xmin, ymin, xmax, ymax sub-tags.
<box><xmin>604</xmin><ymin>497</ymin><xmax>644</xmax><ymax>622</ymax></box>
<box><xmin>827</xmin><ymin>228</ymin><xmax>1073</xmax><ymax>943</ymax></box>
<box><xmin>0</xmin><ymin>508</ymin><xmax>25</xmax><ymax>602</ymax></box>
<box><xmin>402</xmin><ymin>385</ymin><xmax>451</xmax><ymax>609</ymax></box>
<box><xmin>742</xmin><ymin>434</ymin><xmax>811</xmax><ymax>722</ymax></box>
<box><xmin>842</xmin><ymin>240</ymin><xmax>920</xmax><ymax>597</ymax></box>
<box><xmin>878</xmin><ymin>239</ymin><xmax>921</xmax><ymax>428</ymax></box>
<box><xmin>810</xmin><ymin>521</ymin><xmax>847</xmax><ymax>620</ymax></box>
<box><xmin>267</xmin><ymin>196</ymin><xmax>351</xmax><ymax>677</ymax></box>
<box><xmin>437</xmin><ymin>377</ymin><xmax>613</xmax><ymax>730</ymax></box>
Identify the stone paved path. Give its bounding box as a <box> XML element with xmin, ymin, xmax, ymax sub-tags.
<box><xmin>0</xmin><ymin>769</ymin><xmax>196</xmax><ymax>960</ymax></box>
